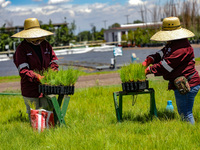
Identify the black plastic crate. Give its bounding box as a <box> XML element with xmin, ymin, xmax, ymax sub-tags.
<box><xmin>122</xmin><ymin>80</ymin><xmax>149</xmax><ymax>92</ymax></box>
<box><xmin>39</xmin><ymin>84</ymin><xmax>75</xmax><ymax>95</ymax></box>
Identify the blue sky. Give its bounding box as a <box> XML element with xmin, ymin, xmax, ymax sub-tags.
<box><xmin>10</xmin><ymin>0</ymin><xmax>125</xmax><ymax>5</ymax></box>
<box><xmin>0</xmin><ymin>0</ymin><xmax>190</xmax><ymax>33</ymax></box>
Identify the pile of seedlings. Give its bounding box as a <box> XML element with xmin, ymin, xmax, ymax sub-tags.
<box><xmin>38</xmin><ymin>67</ymin><xmax>79</xmax><ymax>95</ymax></box>
<box><xmin>119</xmin><ymin>63</ymin><xmax>148</xmax><ymax>92</ymax></box>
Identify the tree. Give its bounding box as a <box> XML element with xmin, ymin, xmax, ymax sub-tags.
<box><xmin>41</xmin><ymin>19</ymin><xmax>55</xmax><ymax>46</ymax></box>
<box><xmin>69</xmin><ymin>20</ymin><xmax>76</xmax><ymax>41</ymax></box>
<box><xmin>54</xmin><ymin>20</ymin><xmax>77</xmax><ymax>46</ymax></box>
<box><xmin>134</xmin><ymin>28</ymin><xmax>144</xmax><ymax>46</ymax></box>
<box><xmin>91</xmin><ymin>25</ymin><xmax>96</xmax><ymax>41</ymax></box>
<box><xmin>108</xmin><ymin>23</ymin><xmax>120</xmax><ymax>29</ymax></box>
<box><xmin>133</xmin><ymin>20</ymin><xmax>144</xmax><ymax>24</ymax></box>
<box><xmin>95</xmin><ymin>28</ymin><xmax>104</xmax><ymax>40</ymax></box>
<box><xmin>55</xmin><ymin>25</ymin><xmax>69</xmax><ymax>46</ymax></box>
<box><xmin>77</xmin><ymin>31</ymin><xmax>92</xmax><ymax>42</ymax></box>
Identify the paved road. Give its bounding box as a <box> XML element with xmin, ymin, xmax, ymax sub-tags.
<box><xmin>0</xmin><ymin>47</ymin><xmax>200</xmax><ymax>77</ymax></box>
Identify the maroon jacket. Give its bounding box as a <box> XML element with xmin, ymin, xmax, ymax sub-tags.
<box><xmin>148</xmin><ymin>38</ymin><xmax>200</xmax><ymax>90</ymax></box>
<box><xmin>13</xmin><ymin>40</ymin><xmax>59</xmax><ymax>97</ymax></box>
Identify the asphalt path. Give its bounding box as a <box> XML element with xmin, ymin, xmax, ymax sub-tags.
<box><xmin>1</xmin><ymin>47</ymin><xmax>200</xmax><ymax>77</ymax></box>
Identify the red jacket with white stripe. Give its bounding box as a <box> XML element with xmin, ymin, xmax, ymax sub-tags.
<box><xmin>148</xmin><ymin>38</ymin><xmax>200</xmax><ymax>90</ymax></box>
<box><xmin>13</xmin><ymin>40</ymin><xmax>59</xmax><ymax>97</ymax></box>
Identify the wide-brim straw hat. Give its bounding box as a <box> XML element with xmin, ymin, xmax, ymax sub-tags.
<box><xmin>11</xmin><ymin>18</ymin><xmax>54</xmax><ymax>38</ymax></box>
<box><xmin>150</xmin><ymin>17</ymin><xmax>195</xmax><ymax>42</ymax></box>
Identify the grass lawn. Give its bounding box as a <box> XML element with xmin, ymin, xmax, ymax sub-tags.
<box><xmin>1</xmin><ymin>79</ymin><xmax>200</xmax><ymax>149</ymax></box>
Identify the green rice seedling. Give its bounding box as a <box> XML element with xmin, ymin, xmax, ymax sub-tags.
<box><xmin>40</xmin><ymin>69</ymin><xmax>49</xmax><ymax>85</ymax></box>
<box><xmin>70</xmin><ymin>69</ymin><xmax>79</xmax><ymax>85</ymax></box>
<box><xmin>63</xmin><ymin>68</ymin><xmax>71</xmax><ymax>86</ymax></box>
<box><xmin>119</xmin><ymin>63</ymin><xmax>146</xmax><ymax>82</ymax></box>
<box><xmin>40</xmin><ymin>67</ymin><xmax>80</xmax><ymax>86</ymax></box>
<box><xmin>48</xmin><ymin>69</ymin><xmax>56</xmax><ymax>85</ymax></box>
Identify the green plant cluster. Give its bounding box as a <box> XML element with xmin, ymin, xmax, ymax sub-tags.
<box><xmin>119</xmin><ymin>63</ymin><xmax>146</xmax><ymax>82</ymax></box>
<box><xmin>40</xmin><ymin>67</ymin><xmax>79</xmax><ymax>86</ymax></box>
<box><xmin>0</xmin><ymin>26</ymin><xmax>20</xmax><ymax>51</ymax></box>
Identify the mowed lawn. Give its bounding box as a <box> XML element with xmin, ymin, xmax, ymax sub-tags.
<box><xmin>1</xmin><ymin>79</ymin><xmax>200</xmax><ymax>150</ymax></box>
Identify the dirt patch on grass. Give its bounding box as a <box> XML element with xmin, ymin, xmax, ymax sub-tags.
<box><xmin>1</xmin><ymin>63</ymin><xmax>200</xmax><ymax>93</ymax></box>
<box><xmin>0</xmin><ymin>73</ymin><xmax>121</xmax><ymax>93</ymax></box>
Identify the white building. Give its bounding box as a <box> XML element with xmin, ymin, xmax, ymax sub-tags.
<box><xmin>104</xmin><ymin>22</ymin><xmax>162</xmax><ymax>44</ymax></box>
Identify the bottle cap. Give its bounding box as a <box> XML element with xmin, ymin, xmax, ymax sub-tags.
<box><xmin>167</xmin><ymin>100</ymin><xmax>172</xmax><ymax>105</ymax></box>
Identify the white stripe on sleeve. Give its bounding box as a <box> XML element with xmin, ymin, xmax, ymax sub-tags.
<box><xmin>49</xmin><ymin>60</ymin><xmax>58</xmax><ymax>65</ymax></box>
<box><xmin>161</xmin><ymin>59</ymin><xmax>173</xmax><ymax>72</ymax></box>
<box><xmin>18</xmin><ymin>63</ymin><xmax>29</xmax><ymax>72</ymax></box>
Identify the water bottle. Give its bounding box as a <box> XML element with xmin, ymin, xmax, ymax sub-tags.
<box><xmin>166</xmin><ymin>100</ymin><xmax>174</xmax><ymax>112</ymax></box>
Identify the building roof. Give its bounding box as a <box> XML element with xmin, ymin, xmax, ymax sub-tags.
<box><xmin>104</xmin><ymin>22</ymin><xmax>162</xmax><ymax>32</ymax></box>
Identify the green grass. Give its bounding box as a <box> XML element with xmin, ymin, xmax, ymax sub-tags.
<box><xmin>195</xmin><ymin>57</ymin><xmax>200</xmax><ymax>65</ymax></box>
<box><xmin>0</xmin><ymin>75</ymin><xmax>20</xmax><ymax>83</ymax></box>
<box><xmin>1</xmin><ymin>79</ymin><xmax>200</xmax><ymax>149</ymax></box>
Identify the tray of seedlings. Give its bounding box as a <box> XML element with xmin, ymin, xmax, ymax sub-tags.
<box><xmin>38</xmin><ymin>68</ymin><xmax>79</xmax><ymax>95</ymax></box>
<box><xmin>119</xmin><ymin>63</ymin><xmax>148</xmax><ymax>92</ymax></box>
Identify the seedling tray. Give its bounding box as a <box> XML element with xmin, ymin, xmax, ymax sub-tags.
<box><xmin>122</xmin><ymin>80</ymin><xmax>149</xmax><ymax>92</ymax></box>
<box><xmin>39</xmin><ymin>84</ymin><xmax>74</xmax><ymax>95</ymax></box>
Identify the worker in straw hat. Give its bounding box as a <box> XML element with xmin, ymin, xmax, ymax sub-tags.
<box><xmin>142</xmin><ymin>16</ymin><xmax>200</xmax><ymax>124</ymax></box>
<box><xmin>12</xmin><ymin>18</ymin><xmax>59</xmax><ymax>123</ymax></box>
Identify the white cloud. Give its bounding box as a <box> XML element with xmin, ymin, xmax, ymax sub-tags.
<box><xmin>7</xmin><ymin>6</ymin><xmax>34</xmax><ymax>14</ymax></box>
<box><xmin>68</xmin><ymin>10</ymin><xmax>75</xmax><ymax>17</ymax></box>
<box><xmin>36</xmin><ymin>7</ymin><xmax>63</xmax><ymax>15</ymax></box>
<box><xmin>0</xmin><ymin>0</ymin><xmax>11</xmax><ymax>8</ymax></box>
<box><xmin>128</xmin><ymin>0</ymin><xmax>146</xmax><ymax>5</ymax></box>
<box><xmin>1</xmin><ymin>0</ymin><xmax>164</xmax><ymax>32</ymax></box>
<box><xmin>78</xmin><ymin>8</ymin><xmax>92</xmax><ymax>13</ymax></box>
<box><xmin>48</xmin><ymin>0</ymin><xmax>71</xmax><ymax>4</ymax></box>
<box><xmin>89</xmin><ymin>3</ymin><xmax>106</xmax><ymax>9</ymax></box>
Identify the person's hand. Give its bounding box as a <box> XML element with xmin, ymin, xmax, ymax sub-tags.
<box><xmin>37</xmin><ymin>74</ymin><xmax>44</xmax><ymax>82</ymax></box>
<box><xmin>145</xmin><ymin>67</ymin><xmax>151</xmax><ymax>75</ymax></box>
<box><xmin>142</xmin><ymin>57</ymin><xmax>154</xmax><ymax>67</ymax></box>
<box><xmin>34</xmin><ymin>73</ymin><xmax>44</xmax><ymax>82</ymax></box>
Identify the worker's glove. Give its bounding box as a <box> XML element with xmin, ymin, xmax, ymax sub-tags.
<box><xmin>34</xmin><ymin>73</ymin><xmax>44</xmax><ymax>83</ymax></box>
<box><xmin>145</xmin><ymin>67</ymin><xmax>151</xmax><ymax>75</ymax></box>
<box><xmin>142</xmin><ymin>57</ymin><xmax>154</xmax><ymax>67</ymax></box>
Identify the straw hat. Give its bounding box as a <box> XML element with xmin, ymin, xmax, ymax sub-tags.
<box><xmin>11</xmin><ymin>18</ymin><xmax>54</xmax><ymax>38</ymax></box>
<box><xmin>150</xmin><ymin>17</ymin><xmax>194</xmax><ymax>42</ymax></box>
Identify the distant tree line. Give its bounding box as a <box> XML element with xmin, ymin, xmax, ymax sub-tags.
<box><xmin>0</xmin><ymin>20</ymin><xmax>105</xmax><ymax>52</ymax></box>
<box><xmin>77</xmin><ymin>26</ymin><xmax>105</xmax><ymax>42</ymax></box>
